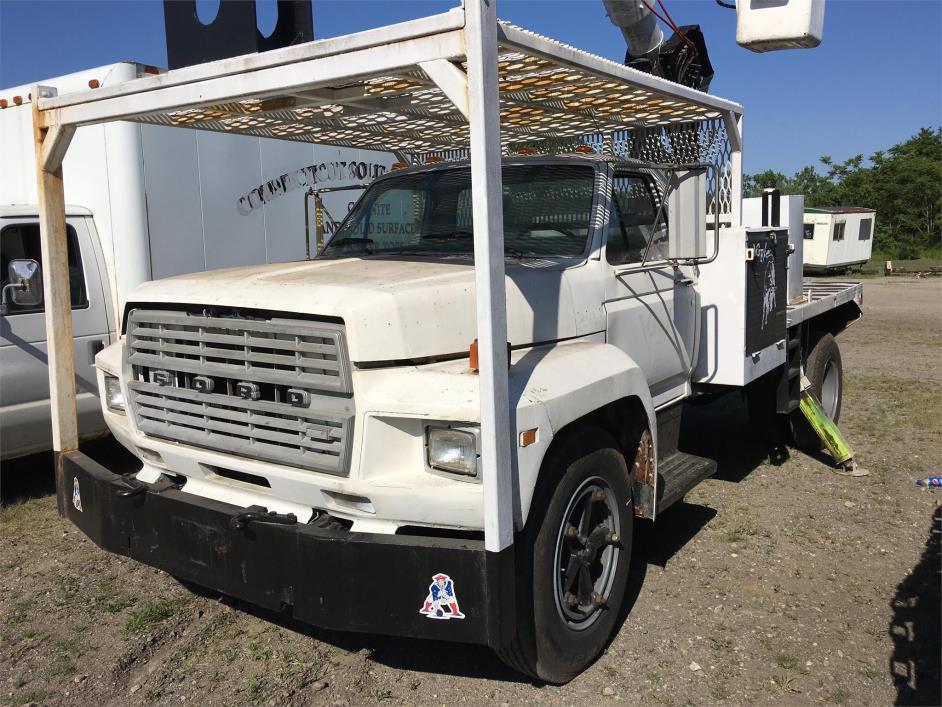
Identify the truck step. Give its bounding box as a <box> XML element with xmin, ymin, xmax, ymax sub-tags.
<box><xmin>657</xmin><ymin>452</ymin><xmax>718</xmax><ymax>513</ymax></box>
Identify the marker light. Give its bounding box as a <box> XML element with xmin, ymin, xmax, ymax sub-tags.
<box><xmin>425</xmin><ymin>155</ymin><xmax>445</xmax><ymax>164</ymax></box>
<box><xmin>391</xmin><ymin>162</ymin><xmax>409</xmax><ymax>170</ymax></box>
<box><xmin>574</xmin><ymin>144</ymin><xmax>595</xmax><ymax>154</ymax></box>
<box><xmin>88</xmin><ymin>79</ymin><xmax>100</xmax><ymax>89</ymax></box>
<box><xmin>13</xmin><ymin>95</ymin><xmax>23</xmax><ymax>106</ymax></box>
<box><xmin>0</xmin><ymin>100</ymin><xmax>7</xmax><ymax>109</ymax></box>
<box><xmin>517</xmin><ymin>146</ymin><xmax>538</xmax><ymax>155</ymax></box>
<box><xmin>469</xmin><ymin>339</ymin><xmax>479</xmax><ymax>372</ymax></box>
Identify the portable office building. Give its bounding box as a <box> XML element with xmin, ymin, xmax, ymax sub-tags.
<box><xmin>803</xmin><ymin>207</ymin><xmax>876</xmax><ymax>272</ymax></box>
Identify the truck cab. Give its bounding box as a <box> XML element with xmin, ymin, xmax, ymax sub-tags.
<box><xmin>95</xmin><ymin>155</ymin><xmax>698</xmax><ymax>527</ymax></box>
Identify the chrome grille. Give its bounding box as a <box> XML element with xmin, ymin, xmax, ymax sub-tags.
<box><xmin>126</xmin><ymin>308</ymin><xmax>354</xmax><ymax>475</ymax></box>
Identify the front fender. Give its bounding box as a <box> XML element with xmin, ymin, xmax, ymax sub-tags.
<box><xmin>511</xmin><ymin>340</ymin><xmax>655</xmax><ymax>527</ymax></box>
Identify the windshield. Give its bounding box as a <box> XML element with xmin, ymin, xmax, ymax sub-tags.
<box><xmin>321</xmin><ymin>164</ymin><xmax>596</xmax><ymax>258</ymax></box>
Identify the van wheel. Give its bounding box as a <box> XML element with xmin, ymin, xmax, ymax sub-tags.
<box><xmin>497</xmin><ymin>427</ymin><xmax>634</xmax><ymax>683</ymax></box>
<box><xmin>791</xmin><ymin>333</ymin><xmax>843</xmax><ymax>452</ymax></box>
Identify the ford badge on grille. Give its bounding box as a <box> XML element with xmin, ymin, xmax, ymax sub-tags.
<box><xmin>236</xmin><ymin>381</ymin><xmax>261</xmax><ymax>400</ymax></box>
<box><xmin>152</xmin><ymin>370</ymin><xmax>174</xmax><ymax>386</ymax></box>
<box><xmin>192</xmin><ymin>375</ymin><xmax>214</xmax><ymax>393</ymax></box>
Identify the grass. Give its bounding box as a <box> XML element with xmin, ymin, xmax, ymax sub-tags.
<box><xmin>828</xmin><ymin>688</ymin><xmax>851</xmax><ymax>705</ymax></box>
<box><xmin>722</xmin><ymin>524</ymin><xmax>758</xmax><ymax>545</ymax></box>
<box><xmin>0</xmin><ymin>497</ymin><xmax>48</xmax><ymax>529</ymax></box>
<box><xmin>774</xmin><ymin>653</ymin><xmax>800</xmax><ymax>671</ymax></box>
<box><xmin>861</xmin><ymin>252</ymin><xmax>942</xmax><ymax>276</ymax></box>
<box><xmin>771</xmin><ymin>673</ymin><xmax>801</xmax><ymax>694</ymax></box>
<box><xmin>710</xmin><ymin>684</ymin><xmax>729</xmax><ymax>701</ymax></box>
<box><xmin>846</xmin><ymin>374</ymin><xmax>942</xmax><ymax>438</ymax></box>
<box><xmin>100</xmin><ymin>592</ymin><xmax>138</xmax><ymax>614</ymax></box>
<box><xmin>123</xmin><ymin>598</ymin><xmax>188</xmax><ymax>636</ymax></box>
<box><xmin>3</xmin><ymin>689</ymin><xmax>50</xmax><ymax>706</ymax></box>
<box><xmin>244</xmin><ymin>676</ymin><xmax>267</xmax><ymax>701</ymax></box>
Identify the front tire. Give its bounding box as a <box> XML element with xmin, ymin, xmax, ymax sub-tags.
<box><xmin>497</xmin><ymin>427</ymin><xmax>634</xmax><ymax>683</ymax></box>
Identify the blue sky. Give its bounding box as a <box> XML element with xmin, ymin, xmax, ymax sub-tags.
<box><xmin>1</xmin><ymin>0</ymin><xmax>939</xmax><ymax>175</ymax></box>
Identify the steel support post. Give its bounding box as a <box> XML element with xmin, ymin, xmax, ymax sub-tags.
<box><xmin>728</xmin><ymin>112</ymin><xmax>744</xmax><ymax>227</ymax></box>
<box><xmin>32</xmin><ymin>85</ymin><xmax>79</xmax><ymax>512</ymax></box>
<box><xmin>465</xmin><ymin>0</ymin><xmax>514</xmax><ymax>555</ymax></box>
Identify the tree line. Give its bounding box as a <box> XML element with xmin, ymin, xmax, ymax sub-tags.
<box><xmin>745</xmin><ymin>127</ymin><xmax>941</xmax><ymax>259</ymax></box>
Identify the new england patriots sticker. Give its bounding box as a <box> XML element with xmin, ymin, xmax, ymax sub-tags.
<box><xmin>419</xmin><ymin>573</ymin><xmax>465</xmax><ymax>620</ymax></box>
<box><xmin>72</xmin><ymin>477</ymin><xmax>83</xmax><ymax>512</ymax></box>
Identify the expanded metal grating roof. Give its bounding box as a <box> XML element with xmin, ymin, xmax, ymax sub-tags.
<box><xmin>86</xmin><ymin>21</ymin><xmax>739</xmax><ymax>159</ymax></box>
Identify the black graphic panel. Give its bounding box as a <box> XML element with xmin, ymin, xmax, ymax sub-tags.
<box><xmin>745</xmin><ymin>230</ymin><xmax>787</xmax><ymax>354</ymax></box>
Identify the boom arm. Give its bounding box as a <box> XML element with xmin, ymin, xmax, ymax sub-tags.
<box><xmin>603</xmin><ymin>0</ymin><xmax>826</xmax><ymax>89</ymax></box>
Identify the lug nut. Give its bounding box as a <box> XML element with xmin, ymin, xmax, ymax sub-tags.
<box><xmin>607</xmin><ymin>532</ymin><xmax>620</xmax><ymax>545</ymax></box>
<box><xmin>591</xmin><ymin>592</ymin><xmax>607</xmax><ymax>607</ymax></box>
<box><xmin>591</xmin><ymin>489</ymin><xmax>606</xmax><ymax>502</ymax></box>
<box><xmin>564</xmin><ymin>592</ymin><xmax>578</xmax><ymax>607</ymax></box>
<box><xmin>565</xmin><ymin>524</ymin><xmax>579</xmax><ymax>539</ymax></box>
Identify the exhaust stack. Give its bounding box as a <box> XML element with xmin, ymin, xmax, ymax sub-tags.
<box><xmin>603</xmin><ymin>0</ymin><xmax>713</xmax><ymax>92</ymax></box>
<box><xmin>602</xmin><ymin>0</ymin><xmax>664</xmax><ymax>60</ymax></box>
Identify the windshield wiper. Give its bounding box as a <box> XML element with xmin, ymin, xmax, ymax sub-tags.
<box><xmin>325</xmin><ymin>237</ymin><xmax>374</xmax><ymax>254</ymax></box>
<box><xmin>420</xmin><ymin>231</ymin><xmax>474</xmax><ymax>242</ymax></box>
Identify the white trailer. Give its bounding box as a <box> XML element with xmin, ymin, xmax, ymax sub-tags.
<box><xmin>803</xmin><ymin>206</ymin><xmax>876</xmax><ymax>273</ymax></box>
<box><xmin>22</xmin><ymin>1</ymin><xmax>862</xmax><ymax>684</ymax></box>
<box><xmin>0</xmin><ymin>63</ymin><xmax>394</xmax><ymax>458</ymax></box>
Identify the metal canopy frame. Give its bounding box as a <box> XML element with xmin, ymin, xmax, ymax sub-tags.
<box><xmin>32</xmin><ymin>1</ymin><xmax>743</xmax><ymax>555</ymax></box>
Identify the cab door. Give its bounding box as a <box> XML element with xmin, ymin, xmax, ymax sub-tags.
<box><xmin>602</xmin><ymin>171</ymin><xmax>691</xmax><ymax>407</ymax></box>
<box><xmin>0</xmin><ymin>216</ymin><xmax>111</xmax><ymax>458</ymax></box>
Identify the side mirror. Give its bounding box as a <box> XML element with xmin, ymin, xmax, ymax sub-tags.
<box><xmin>1</xmin><ymin>259</ymin><xmax>43</xmax><ymax>314</ymax></box>
<box><xmin>667</xmin><ymin>168</ymin><xmax>708</xmax><ymax>261</ymax></box>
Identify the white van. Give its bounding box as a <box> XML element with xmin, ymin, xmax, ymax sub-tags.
<box><xmin>0</xmin><ymin>62</ymin><xmax>394</xmax><ymax>459</ymax></box>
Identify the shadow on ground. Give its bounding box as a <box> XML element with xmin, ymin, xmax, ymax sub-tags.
<box><xmin>0</xmin><ymin>436</ymin><xmax>139</xmax><ymax>505</ymax></box>
<box><xmin>889</xmin><ymin>505</ymin><xmax>941</xmax><ymax>706</ymax></box>
<box><xmin>681</xmin><ymin>391</ymin><xmax>785</xmax><ymax>482</ymax></box>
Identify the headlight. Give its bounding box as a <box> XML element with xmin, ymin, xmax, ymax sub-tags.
<box><xmin>104</xmin><ymin>375</ymin><xmax>125</xmax><ymax>413</ymax></box>
<box><xmin>426</xmin><ymin>426</ymin><xmax>478</xmax><ymax>477</ymax></box>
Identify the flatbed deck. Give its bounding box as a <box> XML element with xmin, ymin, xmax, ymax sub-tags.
<box><xmin>787</xmin><ymin>280</ymin><xmax>864</xmax><ymax>327</ymax></box>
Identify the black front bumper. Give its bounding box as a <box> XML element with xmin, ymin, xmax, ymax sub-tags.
<box><xmin>60</xmin><ymin>451</ymin><xmax>513</xmax><ymax>647</ymax></box>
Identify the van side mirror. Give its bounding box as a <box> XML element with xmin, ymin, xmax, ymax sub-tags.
<box><xmin>667</xmin><ymin>168</ymin><xmax>708</xmax><ymax>261</ymax></box>
<box><xmin>1</xmin><ymin>259</ymin><xmax>43</xmax><ymax>314</ymax></box>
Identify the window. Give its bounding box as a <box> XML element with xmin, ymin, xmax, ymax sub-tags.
<box><xmin>321</xmin><ymin>164</ymin><xmax>595</xmax><ymax>258</ymax></box>
<box><xmin>1</xmin><ymin>223</ymin><xmax>87</xmax><ymax>314</ymax></box>
<box><xmin>833</xmin><ymin>221</ymin><xmax>846</xmax><ymax>241</ymax></box>
<box><xmin>605</xmin><ymin>173</ymin><xmax>667</xmax><ymax>265</ymax></box>
<box><xmin>803</xmin><ymin>223</ymin><xmax>815</xmax><ymax>240</ymax></box>
<box><xmin>858</xmin><ymin>218</ymin><xmax>872</xmax><ymax>240</ymax></box>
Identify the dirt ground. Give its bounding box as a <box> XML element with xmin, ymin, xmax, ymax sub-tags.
<box><xmin>2</xmin><ymin>277</ymin><xmax>940</xmax><ymax>706</ymax></box>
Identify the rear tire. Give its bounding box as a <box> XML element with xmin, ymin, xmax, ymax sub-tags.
<box><xmin>496</xmin><ymin>427</ymin><xmax>634</xmax><ymax>683</ymax></box>
<box><xmin>790</xmin><ymin>333</ymin><xmax>843</xmax><ymax>452</ymax></box>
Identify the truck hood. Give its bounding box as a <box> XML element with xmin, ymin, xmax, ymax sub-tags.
<box><xmin>127</xmin><ymin>257</ymin><xmax>605</xmax><ymax>363</ymax></box>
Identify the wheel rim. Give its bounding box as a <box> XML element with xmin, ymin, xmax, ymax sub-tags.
<box><xmin>553</xmin><ymin>476</ymin><xmax>621</xmax><ymax>630</ymax></box>
<box><xmin>820</xmin><ymin>359</ymin><xmax>840</xmax><ymax>419</ymax></box>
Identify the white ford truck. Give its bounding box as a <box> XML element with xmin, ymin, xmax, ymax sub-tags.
<box><xmin>73</xmin><ymin>154</ymin><xmax>862</xmax><ymax>681</ymax></box>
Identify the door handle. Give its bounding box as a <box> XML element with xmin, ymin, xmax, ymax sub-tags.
<box><xmin>677</xmin><ymin>278</ymin><xmax>695</xmax><ymax>286</ymax></box>
<box><xmin>88</xmin><ymin>339</ymin><xmax>105</xmax><ymax>364</ymax></box>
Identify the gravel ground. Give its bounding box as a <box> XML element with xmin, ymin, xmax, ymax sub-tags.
<box><xmin>1</xmin><ymin>276</ymin><xmax>940</xmax><ymax>706</ymax></box>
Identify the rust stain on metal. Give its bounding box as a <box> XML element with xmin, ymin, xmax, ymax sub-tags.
<box><xmin>633</xmin><ymin>428</ymin><xmax>655</xmax><ymax>487</ymax></box>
